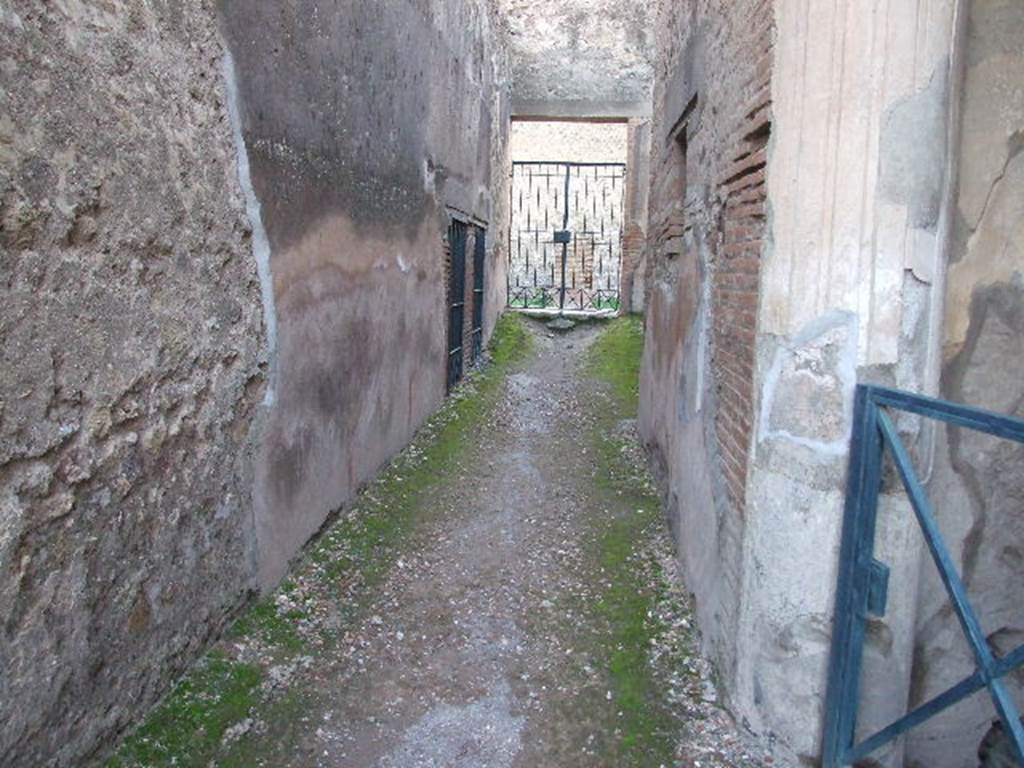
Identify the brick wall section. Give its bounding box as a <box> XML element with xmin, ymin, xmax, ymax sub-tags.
<box><xmin>639</xmin><ymin>0</ymin><xmax>773</xmax><ymax>695</ymax></box>
<box><xmin>712</xmin><ymin>7</ymin><xmax>772</xmax><ymax>516</ymax></box>
<box><xmin>620</xmin><ymin>223</ymin><xmax>646</xmax><ymax>313</ymax></box>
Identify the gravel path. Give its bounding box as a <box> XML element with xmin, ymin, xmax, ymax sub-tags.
<box><xmin>163</xmin><ymin>319</ymin><xmax>780</xmax><ymax>768</ymax></box>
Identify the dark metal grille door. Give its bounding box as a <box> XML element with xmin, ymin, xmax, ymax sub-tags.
<box><xmin>507</xmin><ymin>161</ymin><xmax>625</xmax><ymax>313</ymax></box>
<box><xmin>446</xmin><ymin>221</ymin><xmax>467</xmax><ymax>391</ymax></box>
<box><xmin>471</xmin><ymin>226</ymin><xmax>485</xmax><ymax>363</ymax></box>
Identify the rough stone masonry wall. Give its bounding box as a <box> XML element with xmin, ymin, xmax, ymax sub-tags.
<box><xmin>638</xmin><ymin>0</ymin><xmax>773</xmax><ymax>717</ymax></box>
<box><xmin>496</xmin><ymin>0</ymin><xmax>654</xmax><ymax>118</ymax></box>
<box><xmin>0</xmin><ymin>1</ymin><xmax>511</xmax><ymax>765</ymax></box>
<box><xmin>0</xmin><ymin>3</ymin><xmax>266</xmax><ymax>765</ymax></box>
<box><xmin>908</xmin><ymin>1</ymin><xmax>1024</xmax><ymax>763</ymax></box>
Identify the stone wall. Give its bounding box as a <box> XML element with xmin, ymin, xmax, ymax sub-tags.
<box><xmin>908</xmin><ymin>1</ymin><xmax>1024</xmax><ymax>763</ymax></box>
<box><xmin>639</xmin><ymin>0</ymin><xmax>1018</xmax><ymax>763</ymax></box>
<box><xmin>0</xmin><ymin>1</ymin><xmax>510</xmax><ymax>765</ymax></box>
<box><xmin>638</xmin><ymin>0</ymin><xmax>773</xmax><ymax>727</ymax></box>
<box><xmin>743</xmin><ymin>0</ymin><xmax>964</xmax><ymax>761</ymax></box>
<box><xmin>497</xmin><ymin>0</ymin><xmax>654</xmax><ymax>119</ymax></box>
<box><xmin>220</xmin><ymin>0</ymin><xmax>511</xmax><ymax>590</ymax></box>
<box><xmin>509</xmin><ymin>120</ymin><xmax>628</xmax><ymax>163</ymax></box>
<box><xmin>0</xmin><ymin>2</ymin><xmax>266</xmax><ymax>765</ymax></box>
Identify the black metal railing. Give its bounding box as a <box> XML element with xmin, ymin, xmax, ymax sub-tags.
<box><xmin>507</xmin><ymin>161</ymin><xmax>625</xmax><ymax>314</ymax></box>
<box><xmin>446</xmin><ymin>221</ymin><xmax>467</xmax><ymax>391</ymax></box>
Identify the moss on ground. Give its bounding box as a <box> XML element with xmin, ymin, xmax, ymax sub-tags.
<box><xmin>585</xmin><ymin>314</ymin><xmax>644</xmax><ymax>413</ymax></box>
<box><xmin>106</xmin><ymin>315</ymin><xmax>532</xmax><ymax>768</ymax></box>
<box><xmin>585</xmin><ymin>315</ymin><xmax>679</xmax><ymax>766</ymax></box>
<box><xmin>306</xmin><ymin>312</ymin><xmax>531</xmax><ymax>597</ymax></box>
<box><xmin>105</xmin><ymin>652</ymin><xmax>262</xmax><ymax>768</ymax></box>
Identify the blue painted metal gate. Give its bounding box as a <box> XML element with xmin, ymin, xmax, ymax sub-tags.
<box><xmin>822</xmin><ymin>385</ymin><xmax>1024</xmax><ymax>766</ymax></box>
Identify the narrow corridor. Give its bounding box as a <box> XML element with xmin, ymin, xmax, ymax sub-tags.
<box><xmin>5</xmin><ymin>1</ymin><xmax>1023</xmax><ymax>764</ymax></box>
<box><xmin>108</xmin><ymin>318</ymin><xmax>770</xmax><ymax>768</ymax></box>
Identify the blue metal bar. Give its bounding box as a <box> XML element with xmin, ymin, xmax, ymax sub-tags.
<box><xmin>822</xmin><ymin>389</ymin><xmax>884</xmax><ymax>768</ymax></box>
<box><xmin>869</xmin><ymin>385</ymin><xmax>1024</xmax><ymax>442</ymax></box>
<box><xmin>997</xmin><ymin>642</ymin><xmax>1024</xmax><ymax>676</ymax></box>
<box><xmin>848</xmin><ymin>668</ymin><xmax>987</xmax><ymax>762</ymax></box>
<box><xmin>823</xmin><ymin>386</ymin><xmax>1024</xmax><ymax>766</ymax></box>
<box><xmin>877</xmin><ymin>412</ymin><xmax>995</xmax><ymax>669</ymax></box>
<box><xmin>986</xmin><ymin>678</ymin><xmax>1024</xmax><ymax>765</ymax></box>
<box><xmin>849</xmin><ymin>643</ymin><xmax>1024</xmax><ymax>762</ymax></box>
<box><xmin>877</xmin><ymin>410</ymin><xmax>1024</xmax><ymax>764</ymax></box>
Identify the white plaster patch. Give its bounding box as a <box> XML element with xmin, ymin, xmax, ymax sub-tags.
<box><xmin>758</xmin><ymin>310</ymin><xmax>859</xmax><ymax>456</ymax></box>
<box><xmin>222</xmin><ymin>51</ymin><xmax>278</xmax><ymax>406</ymax></box>
<box><xmin>422</xmin><ymin>158</ymin><xmax>437</xmax><ymax>195</ymax></box>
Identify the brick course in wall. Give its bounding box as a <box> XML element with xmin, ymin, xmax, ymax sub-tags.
<box><xmin>712</xmin><ymin>14</ymin><xmax>771</xmax><ymax>515</ymax></box>
<box><xmin>639</xmin><ymin>0</ymin><xmax>773</xmax><ymax>697</ymax></box>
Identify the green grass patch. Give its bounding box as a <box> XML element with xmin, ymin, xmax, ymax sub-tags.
<box><xmin>591</xmin><ymin>442</ymin><xmax>674</xmax><ymax>766</ymax></box>
<box><xmin>585</xmin><ymin>315</ymin><xmax>644</xmax><ymax>413</ymax></box>
<box><xmin>106</xmin><ymin>652</ymin><xmax>262</xmax><ymax>768</ymax></box>
<box><xmin>228</xmin><ymin>594</ymin><xmax>307</xmax><ymax>654</ymax></box>
<box><xmin>584</xmin><ymin>316</ymin><xmax>677</xmax><ymax>765</ymax></box>
<box><xmin>594</xmin><ymin>514</ymin><xmax>675</xmax><ymax>764</ymax></box>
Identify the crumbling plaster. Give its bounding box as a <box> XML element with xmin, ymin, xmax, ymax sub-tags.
<box><xmin>739</xmin><ymin>0</ymin><xmax>964</xmax><ymax>760</ymax></box>
<box><xmin>639</xmin><ymin>0</ymin><xmax>772</xmax><ymax>731</ymax></box>
<box><xmin>217</xmin><ymin>0</ymin><xmax>512</xmax><ymax>590</ymax></box>
<box><xmin>496</xmin><ymin>0</ymin><xmax>654</xmax><ymax>119</ymax></box>
<box><xmin>908</xmin><ymin>1</ymin><xmax>1024</xmax><ymax>763</ymax></box>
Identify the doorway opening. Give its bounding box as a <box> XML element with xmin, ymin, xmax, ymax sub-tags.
<box><xmin>505</xmin><ymin>119</ymin><xmax>630</xmax><ymax>317</ymax></box>
<box><xmin>446</xmin><ymin>217</ymin><xmax>488</xmax><ymax>392</ymax></box>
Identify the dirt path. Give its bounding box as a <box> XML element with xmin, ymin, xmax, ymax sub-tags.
<box><xmin>109</xmin><ymin>317</ymin><xmax>775</xmax><ymax>768</ymax></box>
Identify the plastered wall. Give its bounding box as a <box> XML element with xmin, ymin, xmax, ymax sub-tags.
<box><xmin>219</xmin><ymin>0</ymin><xmax>511</xmax><ymax>590</ymax></box>
<box><xmin>639</xmin><ymin>0</ymin><xmax>1014</xmax><ymax>763</ymax></box>
<box><xmin>0</xmin><ymin>1</ymin><xmax>511</xmax><ymax>764</ymax></box>
<box><xmin>496</xmin><ymin>0</ymin><xmax>654</xmax><ymax>118</ymax></box>
<box><xmin>908</xmin><ymin>1</ymin><xmax>1024</xmax><ymax>764</ymax></box>
<box><xmin>741</xmin><ymin>0</ymin><xmax>962</xmax><ymax>760</ymax></box>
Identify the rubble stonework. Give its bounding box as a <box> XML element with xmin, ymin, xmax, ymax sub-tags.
<box><xmin>0</xmin><ymin>3</ymin><xmax>265</xmax><ymax>765</ymax></box>
<box><xmin>0</xmin><ymin>1</ymin><xmax>510</xmax><ymax>765</ymax></box>
<box><xmin>496</xmin><ymin>0</ymin><xmax>654</xmax><ymax>118</ymax></box>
